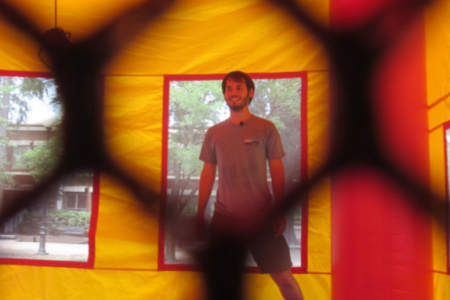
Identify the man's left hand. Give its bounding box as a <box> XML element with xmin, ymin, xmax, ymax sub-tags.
<box><xmin>273</xmin><ymin>214</ymin><xmax>287</xmax><ymax>237</ymax></box>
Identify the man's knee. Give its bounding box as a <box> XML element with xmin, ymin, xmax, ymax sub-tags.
<box><xmin>270</xmin><ymin>270</ymin><xmax>304</xmax><ymax>300</ymax></box>
<box><xmin>270</xmin><ymin>269</ymin><xmax>297</xmax><ymax>287</ymax></box>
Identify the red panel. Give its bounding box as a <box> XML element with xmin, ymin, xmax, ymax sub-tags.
<box><xmin>331</xmin><ymin>2</ymin><xmax>432</xmax><ymax>300</ymax></box>
<box><xmin>330</xmin><ymin>0</ymin><xmax>404</xmax><ymax>29</ymax></box>
<box><xmin>332</xmin><ymin>168</ymin><xmax>432</xmax><ymax>300</ymax></box>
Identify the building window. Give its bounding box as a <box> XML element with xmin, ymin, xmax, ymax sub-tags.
<box><xmin>11</xmin><ymin>146</ymin><xmax>31</xmax><ymax>169</ymax></box>
<box><xmin>160</xmin><ymin>72</ymin><xmax>308</xmax><ymax>272</ymax></box>
<box><xmin>65</xmin><ymin>192</ymin><xmax>88</xmax><ymax>211</ymax></box>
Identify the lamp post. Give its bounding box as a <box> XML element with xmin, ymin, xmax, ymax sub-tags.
<box><xmin>35</xmin><ymin>197</ymin><xmax>48</xmax><ymax>255</ymax></box>
<box><xmin>35</xmin><ymin>112</ymin><xmax>57</xmax><ymax>256</ymax></box>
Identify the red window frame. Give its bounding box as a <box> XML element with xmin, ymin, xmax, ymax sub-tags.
<box><xmin>159</xmin><ymin>72</ymin><xmax>309</xmax><ymax>273</ymax></box>
<box><xmin>444</xmin><ymin>121</ymin><xmax>450</xmax><ymax>273</ymax></box>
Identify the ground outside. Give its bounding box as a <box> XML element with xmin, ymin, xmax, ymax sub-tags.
<box><xmin>0</xmin><ymin>234</ymin><xmax>89</xmax><ymax>261</ymax></box>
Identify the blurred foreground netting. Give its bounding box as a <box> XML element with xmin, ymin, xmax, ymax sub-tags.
<box><xmin>0</xmin><ymin>0</ymin><xmax>446</xmax><ymax>299</ymax></box>
<box><xmin>0</xmin><ymin>0</ymin><xmax>175</xmax><ymax>227</ymax></box>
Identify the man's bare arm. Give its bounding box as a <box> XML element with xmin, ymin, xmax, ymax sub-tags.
<box><xmin>269</xmin><ymin>158</ymin><xmax>286</xmax><ymax>236</ymax></box>
<box><xmin>196</xmin><ymin>162</ymin><xmax>217</xmax><ymax>237</ymax></box>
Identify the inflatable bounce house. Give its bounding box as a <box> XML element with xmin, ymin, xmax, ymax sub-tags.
<box><xmin>0</xmin><ymin>0</ymin><xmax>449</xmax><ymax>299</ymax></box>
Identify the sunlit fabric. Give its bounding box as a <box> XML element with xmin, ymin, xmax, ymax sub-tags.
<box><xmin>0</xmin><ymin>0</ymin><xmax>448</xmax><ymax>299</ymax></box>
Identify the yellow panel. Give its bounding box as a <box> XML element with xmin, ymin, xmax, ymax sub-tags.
<box><xmin>104</xmin><ymin>75</ymin><xmax>163</xmax><ymax>190</ymax></box>
<box><xmin>106</xmin><ymin>0</ymin><xmax>327</xmax><ymax>75</ymax></box>
<box><xmin>295</xmin><ymin>274</ymin><xmax>331</xmax><ymax>300</ymax></box>
<box><xmin>0</xmin><ymin>0</ymin><xmax>328</xmax><ymax>74</ymax></box>
<box><xmin>307</xmin><ymin>71</ymin><xmax>331</xmax><ymax>273</ymax></box>
<box><xmin>3</xmin><ymin>0</ymin><xmax>62</xmax><ymax>29</ymax></box>
<box><xmin>0</xmin><ymin>265</ymin><xmax>206</xmax><ymax>300</ymax></box>
<box><xmin>0</xmin><ymin>0</ymin><xmax>55</xmax><ymax>71</ymax></box>
<box><xmin>434</xmin><ymin>273</ymin><xmax>450</xmax><ymax>300</ymax></box>
<box><xmin>244</xmin><ymin>273</ymin><xmax>331</xmax><ymax>300</ymax></box>
<box><xmin>0</xmin><ymin>0</ymin><xmax>328</xmax><ymax>75</ymax></box>
<box><xmin>425</xmin><ymin>0</ymin><xmax>450</xmax><ymax>105</ymax></box>
<box><xmin>0</xmin><ymin>266</ymin><xmax>331</xmax><ymax>300</ymax></box>
<box><xmin>428</xmin><ymin>99</ymin><xmax>450</xmax><ymax>131</ymax></box>
<box><xmin>58</xmin><ymin>0</ymin><xmax>147</xmax><ymax>41</ymax></box>
<box><xmin>0</xmin><ymin>19</ymin><xmax>47</xmax><ymax>72</ymax></box>
<box><xmin>96</xmin><ymin>76</ymin><xmax>164</xmax><ymax>269</ymax></box>
<box><xmin>95</xmin><ymin>175</ymin><xmax>159</xmax><ymax>270</ymax></box>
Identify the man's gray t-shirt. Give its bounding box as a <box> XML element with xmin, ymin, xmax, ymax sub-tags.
<box><xmin>199</xmin><ymin>115</ymin><xmax>285</xmax><ymax>219</ymax></box>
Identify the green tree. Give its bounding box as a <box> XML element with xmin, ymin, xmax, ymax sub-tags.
<box><xmin>252</xmin><ymin>78</ymin><xmax>302</xmax><ymax>248</ymax></box>
<box><xmin>24</xmin><ymin>123</ymin><xmax>94</xmax><ymax>215</ymax></box>
<box><xmin>165</xmin><ymin>80</ymin><xmax>224</xmax><ymax>262</ymax></box>
<box><xmin>168</xmin><ymin>80</ymin><xmax>224</xmax><ymax>211</ymax></box>
<box><xmin>252</xmin><ymin>78</ymin><xmax>302</xmax><ymax>184</ymax></box>
<box><xmin>23</xmin><ymin>127</ymin><xmax>61</xmax><ymax>181</ymax></box>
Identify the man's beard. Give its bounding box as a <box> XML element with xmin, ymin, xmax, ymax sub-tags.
<box><xmin>227</xmin><ymin>95</ymin><xmax>249</xmax><ymax>112</ymax></box>
<box><xmin>228</xmin><ymin>101</ymin><xmax>247</xmax><ymax>112</ymax></box>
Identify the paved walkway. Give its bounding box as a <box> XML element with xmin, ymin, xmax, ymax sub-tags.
<box><xmin>0</xmin><ymin>235</ymin><xmax>89</xmax><ymax>261</ymax></box>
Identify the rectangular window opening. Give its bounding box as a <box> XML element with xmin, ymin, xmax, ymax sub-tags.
<box><xmin>159</xmin><ymin>72</ymin><xmax>308</xmax><ymax>272</ymax></box>
<box><xmin>0</xmin><ymin>71</ymin><xmax>99</xmax><ymax>269</ymax></box>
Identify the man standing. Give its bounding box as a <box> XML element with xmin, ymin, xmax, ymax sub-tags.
<box><xmin>196</xmin><ymin>71</ymin><xmax>304</xmax><ymax>300</ymax></box>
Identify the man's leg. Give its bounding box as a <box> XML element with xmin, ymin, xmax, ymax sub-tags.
<box><xmin>270</xmin><ymin>269</ymin><xmax>304</xmax><ymax>300</ymax></box>
<box><xmin>198</xmin><ymin>212</ymin><xmax>247</xmax><ymax>300</ymax></box>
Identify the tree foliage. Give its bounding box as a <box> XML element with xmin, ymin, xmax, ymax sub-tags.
<box><xmin>0</xmin><ymin>76</ymin><xmax>57</xmax><ymax>189</ymax></box>
<box><xmin>23</xmin><ymin>126</ymin><xmax>62</xmax><ymax>183</ymax></box>
<box><xmin>18</xmin><ymin>210</ymin><xmax>91</xmax><ymax>235</ymax></box>
<box><xmin>167</xmin><ymin>80</ymin><xmax>224</xmax><ymax>217</ymax></box>
<box><xmin>0</xmin><ymin>76</ymin><xmax>55</xmax><ymax>124</ymax></box>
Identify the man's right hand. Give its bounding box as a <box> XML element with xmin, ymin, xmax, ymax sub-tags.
<box><xmin>193</xmin><ymin>217</ymin><xmax>208</xmax><ymax>253</ymax></box>
<box><xmin>195</xmin><ymin>216</ymin><xmax>206</xmax><ymax>241</ymax></box>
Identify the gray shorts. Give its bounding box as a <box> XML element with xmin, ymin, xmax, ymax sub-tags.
<box><xmin>210</xmin><ymin>211</ymin><xmax>292</xmax><ymax>274</ymax></box>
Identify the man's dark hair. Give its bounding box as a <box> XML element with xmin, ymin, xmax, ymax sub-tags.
<box><xmin>221</xmin><ymin>71</ymin><xmax>255</xmax><ymax>103</ymax></box>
